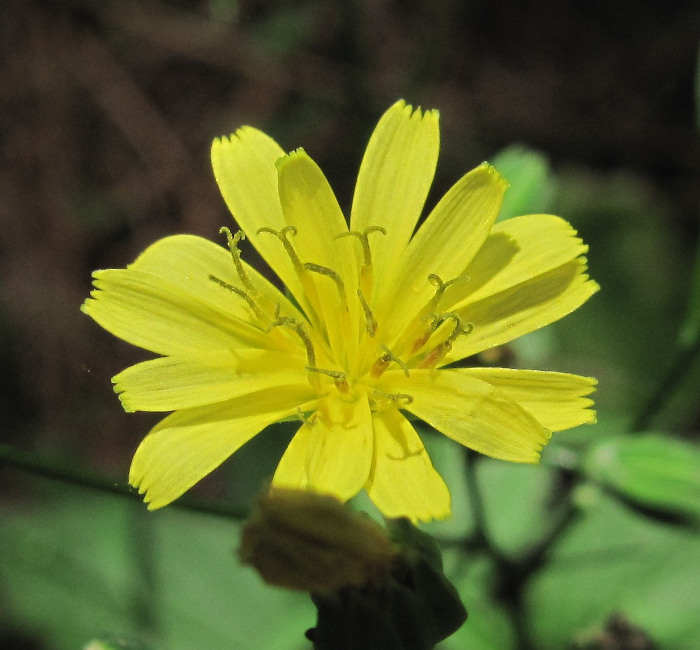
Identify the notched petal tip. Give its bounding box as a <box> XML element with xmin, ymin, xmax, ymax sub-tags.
<box><xmin>389</xmin><ymin>98</ymin><xmax>439</xmax><ymax>123</ymax></box>
<box><xmin>583</xmin><ymin>375</ymin><xmax>599</xmax><ymax>390</ymax></box>
<box><xmin>275</xmin><ymin>147</ymin><xmax>307</xmax><ymax>169</ymax></box>
<box><xmin>478</xmin><ymin>161</ymin><xmax>510</xmax><ymax>191</ymax></box>
<box><xmin>210</xmin><ymin>126</ymin><xmax>270</xmax><ymax>163</ymax></box>
<box><xmin>211</xmin><ymin>125</ymin><xmax>259</xmax><ymax>148</ymax></box>
<box><xmin>114</xmin><ymin>390</ymin><xmax>136</xmax><ymax>414</ymax></box>
<box><xmin>145</xmin><ymin>496</ymin><xmax>166</xmax><ymax>511</ymax></box>
<box><xmin>129</xmin><ymin>471</ymin><xmax>165</xmax><ymax>510</ymax></box>
<box><xmin>210</xmin><ymin>134</ymin><xmax>233</xmax><ymax>157</ymax></box>
<box><xmin>79</xmin><ymin>298</ymin><xmax>93</xmax><ymax>316</ymax></box>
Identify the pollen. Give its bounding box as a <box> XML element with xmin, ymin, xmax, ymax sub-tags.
<box><xmin>370</xmin><ymin>344</ymin><xmax>409</xmax><ymax>379</ymax></box>
<box><xmin>415</xmin><ymin>313</ymin><xmax>473</xmax><ymax>369</ymax></box>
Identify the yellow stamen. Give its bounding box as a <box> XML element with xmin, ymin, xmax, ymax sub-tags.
<box><xmin>416</xmin><ymin>313</ymin><xmax>472</xmax><ymax>369</ymax></box>
<box><xmin>295</xmin><ymin>408</ymin><xmax>317</xmax><ymax>427</ymax></box>
<box><xmin>371</xmin><ymin>390</ymin><xmax>414</xmax><ymax>409</ymax></box>
<box><xmin>303</xmin><ymin>262</ymin><xmax>347</xmax><ymax>309</ymax></box>
<box><xmin>402</xmin><ymin>273</ymin><xmax>470</xmax><ymax>354</ymax></box>
<box><xmin>357</xmin><ymin>289</ymin><xmax>377</xmax><ymax>337</ymax></box>
<box><xmin>257</xmin><ymin>226</ymin><xmax>304</xmax><ymax>271</ymax></box>
<box><xmin>335</xmin><ymin>226</ymin><xmax>386</xmax><ymax>267</ymax></box>
<box><xmin>370</xmin><ymin>344</ymin><xmax>409</xmax><ymax>379</ymax></box>
<box><xmin>421</xmin><ymin>273</ymin><xmax>469</xmax><ymax>319</ymax></box>
<box><xmin>257</xmin><ymin>225</ymin><xmax>326</xmax><ymax>329</ymax></box>
<box><xmin>336</xmin><ymin>226</ymin><xmax>385</xmax><ymax>299</ymax></box>
<box><xmin>209</xmin><ymin>274</ymin><xmax>267</xmax><ymax>322</ymax></box>
<box><xmin>220</xmin><ymin>227</ymin><xmax>257</xmax><ymax>296</ymax></box>
<box><xmin>306</xmin><ymin>366</ymin><xmax>350</xmax><ymax>394</ymax></box>
<box><xmin>268</xmin><ymin>306</ymin><xmax>316</xmax><ymax>368</ymax></box>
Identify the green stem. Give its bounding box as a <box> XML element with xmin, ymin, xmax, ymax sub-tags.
<box><xmin>462</xmin><ymin>450</ymin><xmax>583</xmax><ymax>650</ymax></box>
<box><xmin>633</xmin><ymin>338</ymin><xmax>700</xmax><ymax>431</ymax></box>
<box><xmin>0</xmin><ymin>442</ymin><xmax>249</xmax><ymax>520</ymax></box>
<box><xmin>463</xmin><ymin>449</ymin><xmax>491</xmax><ymax>549</ymax></box>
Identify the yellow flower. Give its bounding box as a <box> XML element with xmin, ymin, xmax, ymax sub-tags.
<box><xmin>82</xmin><ymin>100</ymin><xmax>598</xmax><ymax>521</ymax></box>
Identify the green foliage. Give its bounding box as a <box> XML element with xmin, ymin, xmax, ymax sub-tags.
<box><xmin>0</xmin><ymin>482</ymin><xmax>311</xmax><ymax>650</ymax></box>
<box><xmin>491</xmin><ymin>145</ymin><xmax>556</xmax><ymax>221</ymax></box>
<box><xmin>526</xmin><ymin>493</ymin><xmax>700</xmax><ymax>649</ymax></box>
<box><xmin>582</xmin><ymin>433</ymin><xmax>700</xmax><ymax>522</ymax></box>
<box><xmin>440</xmin><ymin>557</ymin><xmax>517</xmax><ymax>650</ymax></box>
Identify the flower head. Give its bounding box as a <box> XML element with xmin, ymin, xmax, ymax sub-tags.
<box><xmin>82</xmin><ymin>101</ymin><xmax>598</xmax><ymax>521</ymax></box>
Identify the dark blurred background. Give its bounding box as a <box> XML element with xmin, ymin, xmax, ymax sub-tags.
<box><xmin>1</xmin><ymin>1</ymin><xmax>699</xmax><ymax>646</ymax></box>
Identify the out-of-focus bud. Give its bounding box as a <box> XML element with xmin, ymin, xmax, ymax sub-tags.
<box><xmin>240</xmin><ymin>490</ymin><xmax>468</xmax><ymax>648</ymax></box>
<box><xmin>239</xmin><ymin>488</ymin><xmax>397</xmax><ymax>593</ymax></box>
<box><xmin>309</xmin><ymin>518</ymin><xmax>467</xmax><ymax>650</ymax></box>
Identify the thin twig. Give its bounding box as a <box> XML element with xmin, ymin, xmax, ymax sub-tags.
<box><xmin>0</xmin><ymin>442</ymin><xmax>250</xmax><ymax>520</ymax></box>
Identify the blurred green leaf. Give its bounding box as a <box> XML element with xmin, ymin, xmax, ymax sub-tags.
<box><xmin>0</xmin><ymin>489</ymin><xmax>144</xmax><ymax>649</ymax></box>
<box><xmin>422</xmin><ymin>431</ymin><xmax>475</xmax><ymax>542</ymax></box>
<box><xmin>526</xmin><ymin>493</ymin><xmax>700</xmax><ymax>649</ymax></box>
<box><xmin>153</xmin><ymin>506</ymin><xmax>311</xmax><ymax>650</ymax></box>
<box><xmin>491</xmin><ymin>145</ymin><xmax>555</xmax><ymax>221</ymax></box>
<box><xmin>581</xmin><ymin>434</ymin><xmax>700</xmax><ymax>522</ymax></box>
<box><xmin>551</xmin><ymin>167</ymin><xmax>690</xmax><ymax>418</ymax></box>
<box><xmin>440</xmin><ymin>555</ymin><xmax>517</xmax><ymax>650</ymax></box>
<box><xmin>476</xmin><ymin>459</ymin><xmax>563</xmax><ymax>559</ymax></box>
<box><xmin>83</xmin><ymin>638</ymin><xmax>153</xmax><ymax>650</ymax></box>
<box><xmin>0</xmin><ymin>481</ymin><xmax>312</xmax><ymax>650</ymax></box>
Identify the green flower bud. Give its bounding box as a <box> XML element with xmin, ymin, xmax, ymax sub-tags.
<box><xmin>239</xmin><ymin>489</ymin><xmax>397</xmax><ymax>593</ymax></box>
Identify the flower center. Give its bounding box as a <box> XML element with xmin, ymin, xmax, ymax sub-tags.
<box><xmin>212</xmin><ymin>224</ymin><xmax>472</xmax><ymax>402</ymax></box>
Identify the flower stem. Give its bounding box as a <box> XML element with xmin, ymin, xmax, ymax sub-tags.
<box><xmin>633</xmin><ymin>338</ymin><xmax>700</xmax><ymax>431</ymax></box>
<box><xmin>0</xmin><ymin>442</ymin><xmax>249</xmax><ymax>520</ymax></box>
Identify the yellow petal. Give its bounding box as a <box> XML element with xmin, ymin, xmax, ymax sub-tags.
<box><xmin>350</xmin><ymin>100</ymin><xmax>439</xmax><ymax>297</ymax></box>
<box><xmin>457</xmin><ymin>368</ymin><xmax>597</xmax><ymax>431</ymax></box>
<box><xmin>271</xmin><ymin>421</ymin><xmax>311</xmax><ymax>489</ymax></box>
<box><xmin>129</xmin><ymin>387</ymin><xmax>318</xmax><ymax>509</ymax></box>
<box><xmin>272</xmin><ymin>393</ymin><xmax>373</xmax><ymax>502</ymax></box>
<box><xmin>446</xmin><ymin>259</ymin><xmax>599</xmax><ymax>363</ymax></box>
<box><xmin>276</xmin><ymin>149</ymin><xmax>360</xmax><ymax>353</ymax></box>
<box><xmin>276</xmin><ymin>149</ymin><xmax>354</xmax><ymax>275</ymax></box>
<box><xmin>380</xmin><ymin>163</ymin><xmax>507</xmax><ymax>342</ymax></box>
<box><xmin>128</xmin><ymin>234</ymin><xmax>302</xmax><ymax>325</ymax></box>
<box><xmin>378</xmin><ymin>369</ymin><xmax>551</xmax><ymax>462</ymax></box>
<box><xmin>447</xmin><ymin>214</ymin><xmax>590</xmax><ymax>308</ymax></box>
<box><xmin>82</xmin><ymin>269</ymin><xmax>271</xmax><ymax>356</ymax></box>
<box><xmin>211</xmin><ymin>128</ymin><xmax>303</xmax><ymax>300</ymax></box>
<box><xmin>113</xmin><ymin>349</ymin><xmax>310</xmax><ymax>413</ymax></box>
<box><xmin>365</xmin><ymin>408</ymin><xmax>451</xmax><ymax>522</ymax></box>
